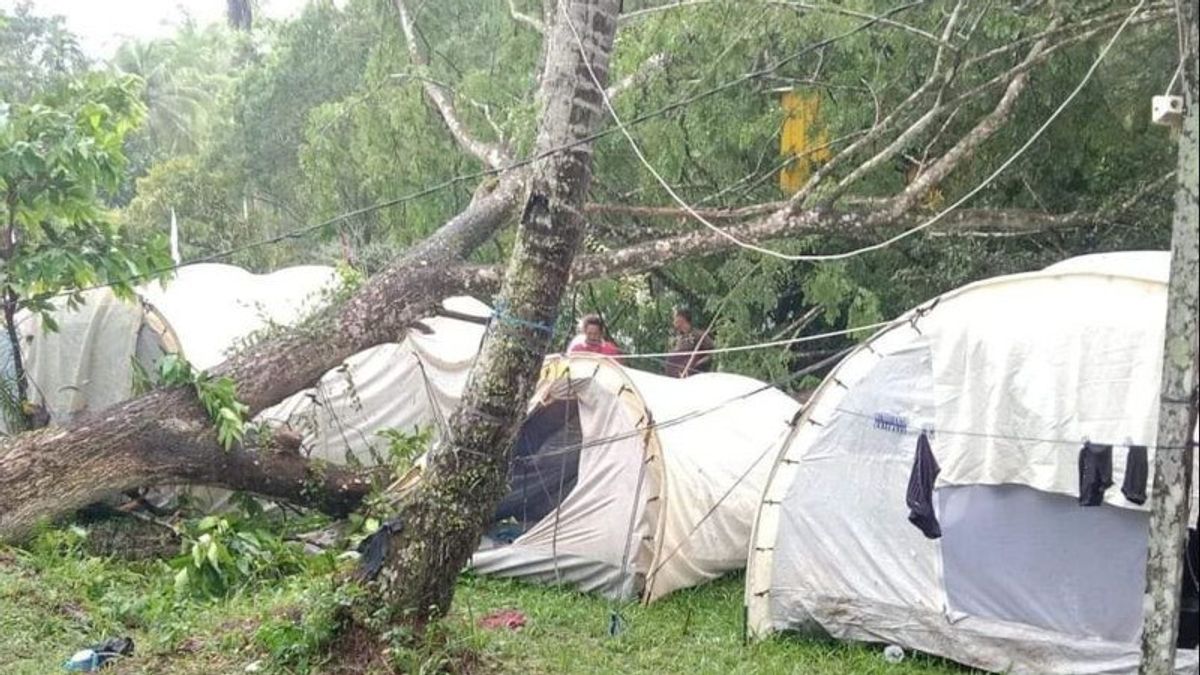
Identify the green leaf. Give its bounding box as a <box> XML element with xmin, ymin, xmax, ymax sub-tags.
<box><xmin>174</xmin><ymin>567</ymin><xmax>190</xmax><ymax>593</ymax></box>
<box><xmin>207</xmin><ymin>540</ymin><xmax>223</xmax><ymax>573</ymax></box>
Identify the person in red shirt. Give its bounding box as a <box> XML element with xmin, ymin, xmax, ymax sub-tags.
<box><xmin>567</xmin><ymin>314</ymin><xmax>621</xmax><ymax>357</ymax></box>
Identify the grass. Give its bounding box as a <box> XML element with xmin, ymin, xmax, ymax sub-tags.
<box><xmin>454</xmin><ymin>574</ymin><xmax>970</xmax><ymax>675</ymax></box>
<box><xmin>0</xmin><ymin>524</ymin><xmax>970</xmax><ymax>675</ymax></box>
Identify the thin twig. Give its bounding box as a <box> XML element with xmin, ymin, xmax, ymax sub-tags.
<box><xmin>508</xmin><ymin>0</ymin><xmax>545</xmax><ymax>32</ymax></box>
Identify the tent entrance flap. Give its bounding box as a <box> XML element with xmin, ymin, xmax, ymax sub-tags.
<box><xmin>490</xmin><ymin>399</ymin><xmax>583</xmax><ymax>542</ymax></box>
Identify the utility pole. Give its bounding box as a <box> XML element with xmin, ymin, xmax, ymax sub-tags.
<box><xmin>1140</xmin><ymin>1</ymin><xmax>1199</xmax><ymax>673</ymax></box>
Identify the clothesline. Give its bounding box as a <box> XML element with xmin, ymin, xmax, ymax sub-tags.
<box><xmin>830</xmin><ymin>407</ymin><xmax>1197</xmax><ymax>452</ymax></box>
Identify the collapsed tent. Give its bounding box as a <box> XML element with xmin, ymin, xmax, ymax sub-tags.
<box><xmin>1</xmin><ymin>262</ymin><xmax>341</xmax><ymax>503</ymax></box>
<box><xmin>267</xmin><ymin>333</ymin><xmax>801</xmax><ymax>601</ymax></box>
<box><xmin>745</xmin><ymin>251</ymin><xmax>1199</xmax><ymax>675</ymax></box>
<box><xmin>258</xmin><ymin>296</ymin><xmax>492</xmax><ymax>465</ymax></box>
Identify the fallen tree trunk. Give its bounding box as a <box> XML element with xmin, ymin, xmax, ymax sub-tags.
<box><xmin>0</xmin><ymin>181</ymin><xmax>522</xmax><ymax>542</ymax></box>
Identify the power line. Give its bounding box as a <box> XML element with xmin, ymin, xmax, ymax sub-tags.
<box><xmin>569</xmin><ymin>0</ymin><xmax>1148</xmax><ymax>263</ymax></box>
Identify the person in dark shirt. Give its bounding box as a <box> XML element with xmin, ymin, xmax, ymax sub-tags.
<box><xmin>664</xmin><ymin>307</ymin><xmax>715</xmax><ymax>378</ymax></box>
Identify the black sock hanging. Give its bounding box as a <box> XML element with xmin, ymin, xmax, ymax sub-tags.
<box><xmin>906</xmin><ymin>432</ymin><xmax>941</xmax><ymax>539</ymax></box>
<box><xmin>1077</xmin><ymin>442</ymin><xmax>1113</xmax><ymax>506</ymax></box>
<box><xmin>1121</xmin><ymin>445</ymin><xmax>1148</xmax><ymax>505</ymax></box>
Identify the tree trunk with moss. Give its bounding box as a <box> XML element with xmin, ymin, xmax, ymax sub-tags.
<box><xmin>358</xmin><ymin>0</ymin><xmax>619</xmax><ymax>627</ymax></box>
<box><xmin>1139</xmin><ymin>1</ymin><xmax>1199</xmax><ymax>671</ymax></box>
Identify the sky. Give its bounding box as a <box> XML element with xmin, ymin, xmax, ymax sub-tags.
<box><xmin>2</xmin><ymin>0</ymin><xmax>318</xmax><ymax>58</ymax></box>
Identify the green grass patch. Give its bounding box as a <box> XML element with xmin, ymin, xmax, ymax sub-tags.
<box><xmin>0</xmin><ymin>523</ymin><xmax>971</xmax><ymax>674</ymax></box>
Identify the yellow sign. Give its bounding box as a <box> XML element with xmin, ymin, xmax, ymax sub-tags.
<box><xmin>779</xmin><ymin>91</ymin><xmax>831</xmax><ymax>195</ymax></box>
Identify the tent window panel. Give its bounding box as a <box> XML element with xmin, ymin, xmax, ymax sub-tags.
<box><xmin>938</xmin><ymin>484</ymin><xmax>1148</xmax><ymax>643</ymax></box>
<box><xmin>491</xmin><ymin>399</ymin><xmax>583</xmax><ymax>540</ymax></box>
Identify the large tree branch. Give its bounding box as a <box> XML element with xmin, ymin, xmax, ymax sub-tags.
<box><xmin>586</xmin><ymin>199</ymin><xmax>784</xmax><ymax>221</ymax></box>
<box><xmin>868</xmin><ymin>26</ymin><xmax>1053</xmax><ymax>225</ymax></box>
<box><xmin>394</xmin><ymin>0</ymin><xmax>513</xmax><ymax>169</ymax></box>
<box><xmin>567</xmin><ymin>206</ymin><xmax>1100</xmax><ymax>281</ymax></box>
<box><xmin>454</xmin><ymin>203</ymin><xmax>1137</xmax><ymax>295</ymax></box>
<box><xmin>0</xmin><ymin>179</ymin><xmax>521</xmax><ymax>542</ymax></box>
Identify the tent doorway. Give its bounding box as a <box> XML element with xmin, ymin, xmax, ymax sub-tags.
<box><xmin>490</xmin><ymin>399</ymin><xmax>583</xmax><ymax>543</ymax></box>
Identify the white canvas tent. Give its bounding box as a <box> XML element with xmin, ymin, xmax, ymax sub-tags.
<box><xmin>1</xmin><ymin>263</ymin><xmax>341</xmax><ymax>504</ymax></box>
<box><xmin>137</xmin><ymin>263</ymin><xmax>340</xmax><ymax>371</ymax></box>
<box><xmin>1</xmin><ymin>290</ymin><xmax>178</xmax><ymax>433</ymax></box>
<box><xmin>1</xmin><ymin>264</ymin><xmax>338</xmax><ymax>431</ymax></box>
<box><xmin>469</xmin><ymin>354</ymin><xmax>800</xmax><ymax>601</ymax></box>
<box><xmin>745</xmin><ymin>251</ymin><xmax>1199</xmax><ymax>674</ymax></box>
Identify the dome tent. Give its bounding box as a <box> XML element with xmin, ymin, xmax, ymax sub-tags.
<box><xmin>468</xmin><ymin>354</ymin><xmax>800</xmax><ymax>601</ymax></box>
<box><xmin>744</xmin><ymin>251</ymin><xmax>1199</xmax><ymax>674</ymax></box>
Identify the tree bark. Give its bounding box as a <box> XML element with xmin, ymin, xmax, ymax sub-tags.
<box><xmin>1139</xmin><ymin>1</ymin><xmax>1199</xmax><ymax>671</ymax></box>
<box><xmin>357</xmin><ymin>0</ymin><xmax>619</xmax><ymax>627</ymax></box>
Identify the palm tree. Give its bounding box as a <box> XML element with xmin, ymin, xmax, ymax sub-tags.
<box><xmin>110</xmin><ymin>23</ymin><xmax>234</xmax><ymax>157</ymax></box>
